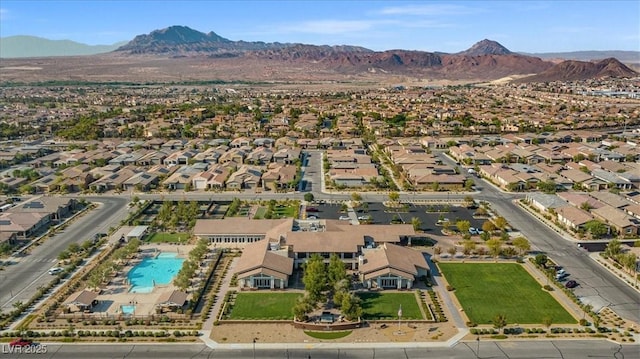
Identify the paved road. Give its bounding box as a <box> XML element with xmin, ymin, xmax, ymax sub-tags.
<box><xmin>0</xmin><ymin>197</ymin><xmax>130</xmax><ymax>311</ymax></box>
<box><xmin>0</xmin><ymin>340</ymin><xmax>635</xmax><ymax>358</ymax></box>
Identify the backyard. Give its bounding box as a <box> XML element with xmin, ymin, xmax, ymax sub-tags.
<box><xmin>357</xmin><ymin>292</ymin><xmax>423</xmax><ymax>320</ymax></box>
<box><xmin>228</xmin><ymin>293</ymin><xmax>302</xmax><ymax>320</ymax></box>
<box><xmin>438</xmin><ymin>263</ymin><xmax>576</xmax><ymax>325</ymax></box>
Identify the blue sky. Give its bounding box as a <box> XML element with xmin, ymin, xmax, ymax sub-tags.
<box><xmin>0</xmin><ymin>1</ymin><xmax>638</xmax><ymax>53</ymax></box>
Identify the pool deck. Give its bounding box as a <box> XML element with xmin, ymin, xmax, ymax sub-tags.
<box><xmin>91</xmin><ymin>243</ymin><xmax>194</xmax><ymax>317</ymax></box>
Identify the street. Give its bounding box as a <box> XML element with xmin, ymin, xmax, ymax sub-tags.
<box><xmin>0</xmin><ymin>340</ymin><xmax>636</xmax><ymax>359</ymax></box>
<box><xmin>0</xmin><ymin>197</ymin><xmax>130</xmax><ymax>312</ymax></box>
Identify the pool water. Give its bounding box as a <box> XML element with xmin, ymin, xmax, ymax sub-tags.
<box><xmin>121</xmin><ymin>305</ymin><xmax>136</xmax><ymax>315</ymax></box>
<box><xmin>127</xmin><ymin>252</ymin><xmax>184</xmax><ymax>293</ymax></box>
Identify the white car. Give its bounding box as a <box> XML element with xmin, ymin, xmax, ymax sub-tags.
<box><xmin>48</xmin><ymin>267</ymin><xmax>63</xmax><ymax>275</ymax></box>
<box><xmin>339</xmin><ymin>216</ymin><xmax>350</xmax><ymax>221</ymax></box>
<box><xmin>469</xmin><ymin>227</ymin><xmax>479</xmax><ymax>235</ymax></box>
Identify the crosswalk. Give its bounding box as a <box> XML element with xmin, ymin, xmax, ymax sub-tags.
<box><xmin>12</xmin><ymin>257</ymin><xmax>58</xmax><ymax>263</ymax></box>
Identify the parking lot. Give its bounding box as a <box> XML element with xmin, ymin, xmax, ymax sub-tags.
<box><xmin>307</xmin><ymin>202</ymin><xmax>487</xmax><ymax>235</ymax></box>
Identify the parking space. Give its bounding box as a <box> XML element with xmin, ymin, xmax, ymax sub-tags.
<box><xmin>306</xmin><ymin>202</ymin><xmax>345</xmax><ymax>221</ymax></box>
<box><xmin>305</xmin><ymin>202</ymin><xmax>488</xmax><ymax>235</ymax></box>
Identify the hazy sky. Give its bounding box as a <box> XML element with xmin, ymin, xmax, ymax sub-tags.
<box><xmin>1</xmin><ymin>1</ymin><xmax>638</xmax><ymax>53</ymax></box>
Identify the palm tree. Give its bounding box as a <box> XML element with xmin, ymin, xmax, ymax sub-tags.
<box><xmin>411</xmin><ymin>217</ymin><xmax>422</xmax><ymax>231</ymax></box>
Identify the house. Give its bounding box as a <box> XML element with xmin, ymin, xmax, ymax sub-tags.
<box><xmin>592</xmin><ymin>205</ymin><xmax>639</xmax><ymax>237</ymax></box>
<box><xmin>359</xmin><ymin>243</ymin><xmax>429</xmax><ymax>289</ymax></box>
<box><xmin>525</xmin><ymin>193</ymin><xmax>569</xmax><ymax>213</ymax></box>
<box><xmin>122</xmin><ymin>172</ymin><xmax>159</xmax><ymax>192</ymax></box>
<box><xmin>226</xmin><ymin>165</ymin><xmax>262</xmax><ymax>190</ymax></box>
<box><xmin>555</xmin><ymin>206</ymin><xmax>594</xmax><ymax>231</ymax></box>
<box><xmin>261</xmin><ymin>163</ymin><xmax>297</xmax><ymax>191</ymax></box>
<box><xmin>234</xmin><ymin>238</ymin><xmax>294</xmax><ymax>290</ymax></box>
<box><xmin>0</xmin><ymin>212</ymin><xmax>48</xmax><ymax>238</ymax></box>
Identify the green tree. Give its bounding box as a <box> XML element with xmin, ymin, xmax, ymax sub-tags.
<box><xmin>341</xmin><ymin>293</ymin><xmax>363</xmax><ymax>321</ymax></box>
<box><xmin>462</xmin><ymin>240</ymin><xmax>476</xmax><ymax>255</ymax></box>
<box><xmin>292</xmin><ymin>295</ymin><xmax>314</xmax><ymax>321</ymax></box>
<box><xmin>327</xmin><ymin>254</ymin><xmax>347</xmax><ymax>289</ymax></box>
<box><xmin>487</xmin><ymin>238</ymin><xmax>502</xmax><ymax>258</ymax></box>
<box><xmin>303</xmin><ymin>254</ymin><xmax>327</xmax><ymax>302</ymax></box>
<box><xmin>456</xmin><ymin>220</ymin><xmax>471</xmax><ymax>235</ymax></box>
<box><xmin>351</xmin><ymin>192</ymin><xmax>362</xmax><ymax>202</ymax></box>
<box><xmin>586</xmin><ymin>220</ymin><xmax>608</xmax><ymax>239</ymax></box>
<box><xmin>492</xmin><ymin>313</ymin><xmax>507</xmax><ymax>331</ymax></box>
<box><xmin>604</xmin><ymin>239</ymin><xmax>623</xmax><ymax>259</ymax></box>
<box><xmin>388</xmin><ymin>191</ymin><xmax>400</xmax><ymax>203</ymax></box>
<box><xmin>620</xmin><ymin>252</ymin><xmax>638</xmax><ymax>275</ymax></box>
<box><xmin>304</xmin><ymin>193</ymin><xmax>314</xmax><ymax>202</ymax></box>
<box><xmin>512</xmin><ymin>236</ymin><xmax>531</xmax><ymax>256</ymax></box>
<box><xmin>534</xmin><ymin>253</ymin><xmax>548</xmax><ymax>267</ymax></box>
<box><xmin>494</xmin><ymin>217</ymin><xmax>507</xmax><ymax>230</ymax></box>
<box><xmin>542</xmin><ymin>316</ymin><xmax>553</xmax><ymax>331</ymax></box>
<box><xmin>482</xmin><ymin>221</ymin><xmax>496</xmax><ymax>233</ymax></box>
<box><xmin>411</xmin><ymin>217</ymin><xmax>422</xmax><ymax>231</ymax></box>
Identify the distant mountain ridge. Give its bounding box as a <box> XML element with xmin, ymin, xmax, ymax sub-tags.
<box><xmin>2</xmin><ymin>25</ymin><xmax>637</xmax><ymax>83</ymax></box>
<box><xmin>519</xmin><ymin>58</ymin><xmax>637</xmax><ymax>82</ymax></box>
<box><xmin>457</xmin><ymin>39</ymin><xmax>512</xmax><ymax>56</ymax></box>
<box><xmin>0</xmin><ymin>35</ymin><xmax>125</xmax><ymax>58</ymax></box>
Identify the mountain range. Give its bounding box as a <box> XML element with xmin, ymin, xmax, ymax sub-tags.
<box><xmin>0</xmin><ymin>36</ymin><xmax>125</xmax><ymax>58</ymax></box>
<box><xmin>1</xmin><ymin>25</ymin><xmax>637</xmax><ymax>83</ymax></box>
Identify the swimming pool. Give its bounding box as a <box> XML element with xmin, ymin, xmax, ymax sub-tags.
<box><xmin>121</xmin><ymin>305</ymin><xmax>136</xmax><ymax>315</ymax></box>
<box><xmin>127</xmin><ymin>252</ymin><xmax>184</xmax><ymax>293</ymax></box>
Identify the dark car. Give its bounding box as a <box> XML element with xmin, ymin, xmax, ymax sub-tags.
<box><xmin>306</xmin><ymin>207</ymin><xmax>319</xmax><ymax>212</ymax></box>
<box><xmin>565</xmin><ymin>280</ymin><xmax>578</xmax><ymax>288</ymax></box>
<box><xmin>9</xmin><ymin>338</ymin><xmax>33</xmax><ymax>347</ymax></box>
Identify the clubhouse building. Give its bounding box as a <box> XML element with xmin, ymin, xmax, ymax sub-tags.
<box><xmin>193</xmin><ymin>218</ymin><xmax>429</xmax><ymax>290</ymax></box>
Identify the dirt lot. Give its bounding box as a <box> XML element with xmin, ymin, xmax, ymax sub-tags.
<box><xmin>210</xmin><ymin>322</ymin><xmax>459</xmax><ymax>344</ymax></box>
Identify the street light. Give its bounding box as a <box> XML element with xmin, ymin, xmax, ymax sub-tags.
<box><xmin>253</xmin><ymin>338</ymin><xmax>257</xmax><ymax>359</ymax></box>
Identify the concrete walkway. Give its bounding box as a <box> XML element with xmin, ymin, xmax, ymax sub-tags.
<box><xmin>199</xmin><ymin>255</ymin><xmax>239</xmax><ymax>346</ymax></box>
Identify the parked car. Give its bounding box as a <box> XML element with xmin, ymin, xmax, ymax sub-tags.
<box><xmin>307</xmin><ymin>215</ymin><xmax>318</xmax><ymax>220</ymax></box>
<box><xmin>339</xmin><ymin>216</ymin><xmax>350</xmax><ymax>221</ymax></box>
<box><xmin>556</xmin><ymin>268</ymin><xmax>566</xmax><ymax>276</ymax></box>
<box><xmin>565</xmin><ymin>280</ymin><xmax>578</xmax><ymax>288</ymax></box>
<box><xmin>555</xmin><ymin>272</ymin><xmax>568</xmax><ymax>281</ymax></box>
<box><xmin>469</xmin><ymin>227</ymin><xmax>479</xmax><ymax>235</ymax></box>
<box><xmin>48</xmin><ymin>267</ymin><xmax>63</xmax><ymax>275</ymax></box>
<box><xmin>306</xmin><ymin>207</ymin><xmax>319</xmax><ymax>212</ymax></box>
<box><xmin>9</xmin><ymin>338</ymin><xmax>33</xmax><ymax>347</ymax></box>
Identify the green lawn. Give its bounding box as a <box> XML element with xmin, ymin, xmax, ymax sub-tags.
<box><xmin>146</xmin><ymin>232</ymin><xmax>190</xmax><ymax>243</ymax></box>
<box><xmin>272</xmin><ymin>205</ymin><xmax>297</xmax><ymax>218</ymax></box>
<box><xmin>253</xmin><ymin>207</ymin><xmax>267</xmax><ymax>219</ymax></box>
<box><xmin>357</xmin><ymin>292</ymin><xmax>423</xmax><ymax>320</ymax></box>
<box><xmin>304</xmin><ymin>331</ymin><xmax>352</xmax><ymax>339</ymax></box>
<box><xmin>438</xmin><ymin>263</ymin><xmax>576</xmax><ymax>325</ymax></box>
<box><xmin>228</xmin><ymin>293</ymin><xmax>302</xmax><ymax>320</ymax></box>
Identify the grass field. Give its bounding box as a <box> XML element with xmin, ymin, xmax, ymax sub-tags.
<box><xmin>438</xmin><ymin>263</ymin><xmax>576</xmax><ymax>325</ymax></box>
<box><xmin>357</xmin><ymin>292</ymin><xmax>423</xmax><ymax>320</ymax></box>
<box><xmin>273</xmin><ymin>205</ymin><xmax>297</xmax><ymax>218</ymax></box>
<box><xmin>228</xmin><ymin>293</ymin><xmax>302</xmax><ymax>320</ymax></box>
<box><xmin>253</xmin><ymin>207</ymin><xmax>267</xmax><ymax>219</ymax></box>
<box><xmin>304</xmin><ymin>331</ymin><xmax>352</xmax><ymax>339</ymax></box>
<box><xmin>146</xmin><ymin>232</ymin><xmax>190</xmax><ymax>243</ymax></box>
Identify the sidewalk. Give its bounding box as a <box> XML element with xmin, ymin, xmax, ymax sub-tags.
<box><xmin>199</xmin><ymin>255</ymin><xmax>239</xmax><ymax>347</ymax></box>
<box><xmin>589</xmin><ymin>252</ymin><xmax>640</xmax><ymax>293</ymax></box>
